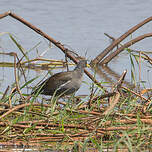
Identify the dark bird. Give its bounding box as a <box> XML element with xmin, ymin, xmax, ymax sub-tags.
<box><xmin>32</xmin><ymin>60</ymin><xmax>87</xmax><ymax>97</ymax></box>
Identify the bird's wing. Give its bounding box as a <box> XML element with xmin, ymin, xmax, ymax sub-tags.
<box><xmin>42</xmin><ymin>71</ymin><xmax>73</xmax><ymax>89</ymax></box>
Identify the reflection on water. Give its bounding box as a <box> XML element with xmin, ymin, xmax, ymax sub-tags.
<box><xmin>96</xmin><ymin>65</ymin><xmax>135</xmax><ymax>89</ymax></box>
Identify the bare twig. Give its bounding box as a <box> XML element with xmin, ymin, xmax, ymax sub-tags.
<box><xmin>91</xmin><ymin>16</ymin><xmax>152</xmax><ymax>65</ymax></box>
<box><xmin>103</xmin><ymin>70</ymin><xmax>127</xmax><ymax>115</ymax></box>
<box><xmin>1</xmin><ymin>86</ymin><xmax>9</xmax><ymax>100</ymax></box>
<box><xmin>103</xmin><ymin>91</ymin><xmax>120</xmax><ymax>115</ymax></box>
<box><xmin>122</xmin><ymin>86</ymin><xmax>150</xmax><ymax>103</ymax></box>
<box><xmin>0</xmin><ymin>11</ymin><xmax>104</xmax><ymax>90</ymax></box>
<box><xmin>101</xmin><ymin>33</ymin><xmax>152</xmax><ymax>65</ymax></box>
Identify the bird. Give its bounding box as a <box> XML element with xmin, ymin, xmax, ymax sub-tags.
<box><xmin>32</xmin><ymin>60</ymin><xmax>87</xmax><ymax>97</ymax></box>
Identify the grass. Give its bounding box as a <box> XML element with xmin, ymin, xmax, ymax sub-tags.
<box><xmin>0</xmin><ymin>80</ymin><xmax>152</xmax><ymax>151</ymax></box>
<box><xmin>0</xmin><ymin>33</ymin><xmax>152</xmax><ymax>152</ymax></box>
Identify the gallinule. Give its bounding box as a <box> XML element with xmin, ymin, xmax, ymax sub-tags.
<box><xmin>32</xmin><ymin>60</ymin><xmax>87</xmax><ymax>97</ymax></box>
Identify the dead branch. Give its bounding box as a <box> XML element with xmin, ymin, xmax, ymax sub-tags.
<box><xmin>122</xmin><ymin>86</ymin><xmax>150</xmax><ymax>103</ymax></box>
<box><xmin>103</xmin><ymin>92</ymin><xmax>120</xmax><ymax>115</ymax></box>
<box><xmin>0</xmin><ymin>103</ymin><xmax>52</xmax><ymax>120</ymax></box>
<box><xmin>103</xmin><ymin>70</ymin><xmax>127</xmax><ymax>115</ymax></box>
<box><xmin>0</xmin><ymin>11</ymin><xmax>105</xmax><ymax>90</ymax></box>
<box><xmin>91</xmin><ymin>16</ymin><xmax>152</xmax><ymax>65</ymax></box>
<box><xmin>101</xmin><ymin>33</ymin><xmax>152</xmax><ymax>65</ymax></box>
<box><xmin>1</xmin><ymin>86</ymin><xmax>10</xmax><ymax>100</ymax></box>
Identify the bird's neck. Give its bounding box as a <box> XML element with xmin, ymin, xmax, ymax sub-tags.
<box><xmin>74</xmin><ymin>67</ymin><xmax>84</xmax><ymax>77</ymax></box>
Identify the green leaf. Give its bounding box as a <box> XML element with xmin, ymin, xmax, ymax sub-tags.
<box><xmin>9</xmin><ymin>34</ymin><xmax>29</xmax><ymax>61</ymax></box>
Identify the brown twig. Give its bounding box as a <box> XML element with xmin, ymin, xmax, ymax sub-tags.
<box><xmin>100</xmin><ymin>126</ymin><xmax>152</xmax><ymax>131</ymax></box>
<box><xmin>103</xmin><ymin>118</ymin><xmax>152</xmax><ymax>126</ymax></box>
<box><xmin>104</xmin><ymin>33</ymin><xmax>116</xmax><ymax>42</ymax></box>
<box><xmin>8</xmin><ymin>87</ymin><xmax>16</xmax><ymax>108</ymax></box>
<box><xmin>0</xmin><ymin>103</ymin><xmax>51</xmax><ymax>120</ymax></box>
<box><xmin>91</xmin><ymin>16</ymin><xmax>152</xmax><ymax>65</ymax></box>
<box><xmin>0</xmin><ymin>11</ymin><xmax>104</xmax><ymax>90</ymax></box>
<box><xmin>101</xmin><ymin>33</ymin><xmax>152</xmax><ymax>65</ymax></box>
<box><xmin>122</xmin><ymin>86</ymin><xmax>150</xmax><ymax>103</ymax></box>
<box><xmin>0</xmin><ymin>11</ymin><xmax>10</xmax><ymax>19</ymax></box>
<box><xmin>103</xmin><ymin>70</ymin><xmax>127</xmax><ymax>115</ymax></box>
<box><xmin>141</xmin><ymin>52</ymin><xmax>152</xmax><ymax>64</ymax></box>
<box><xmin>103</xmin><ymin>91</ymin><xmax>120</xmax><ymax>115</ymax></box>
<box><xmin>116</xmin><ymin>70</ymin><xmax>127</xmax><ymax>87</ymax></box>
<box><xmin>1</xmin><ymin>86</ymin><xmax>10</xmax><ymax>100</ymax></box>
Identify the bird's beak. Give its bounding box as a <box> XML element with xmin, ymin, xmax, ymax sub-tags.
<box><xmin>87</xmin><ymin>63</ymin><xmax>90</xmax><ymax>68</ymax></box>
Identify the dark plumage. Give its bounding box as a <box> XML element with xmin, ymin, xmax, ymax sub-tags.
<box><xmin>32</xmin><ymin>60</ymin><xmax>87</xmax><ymax>96</ymax></box>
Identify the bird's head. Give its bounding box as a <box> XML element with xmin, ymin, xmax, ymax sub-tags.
<box><xmin>76</xmin><ymin>59</ymin><xmax>87</xmax><ymax>69</ymax></box>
